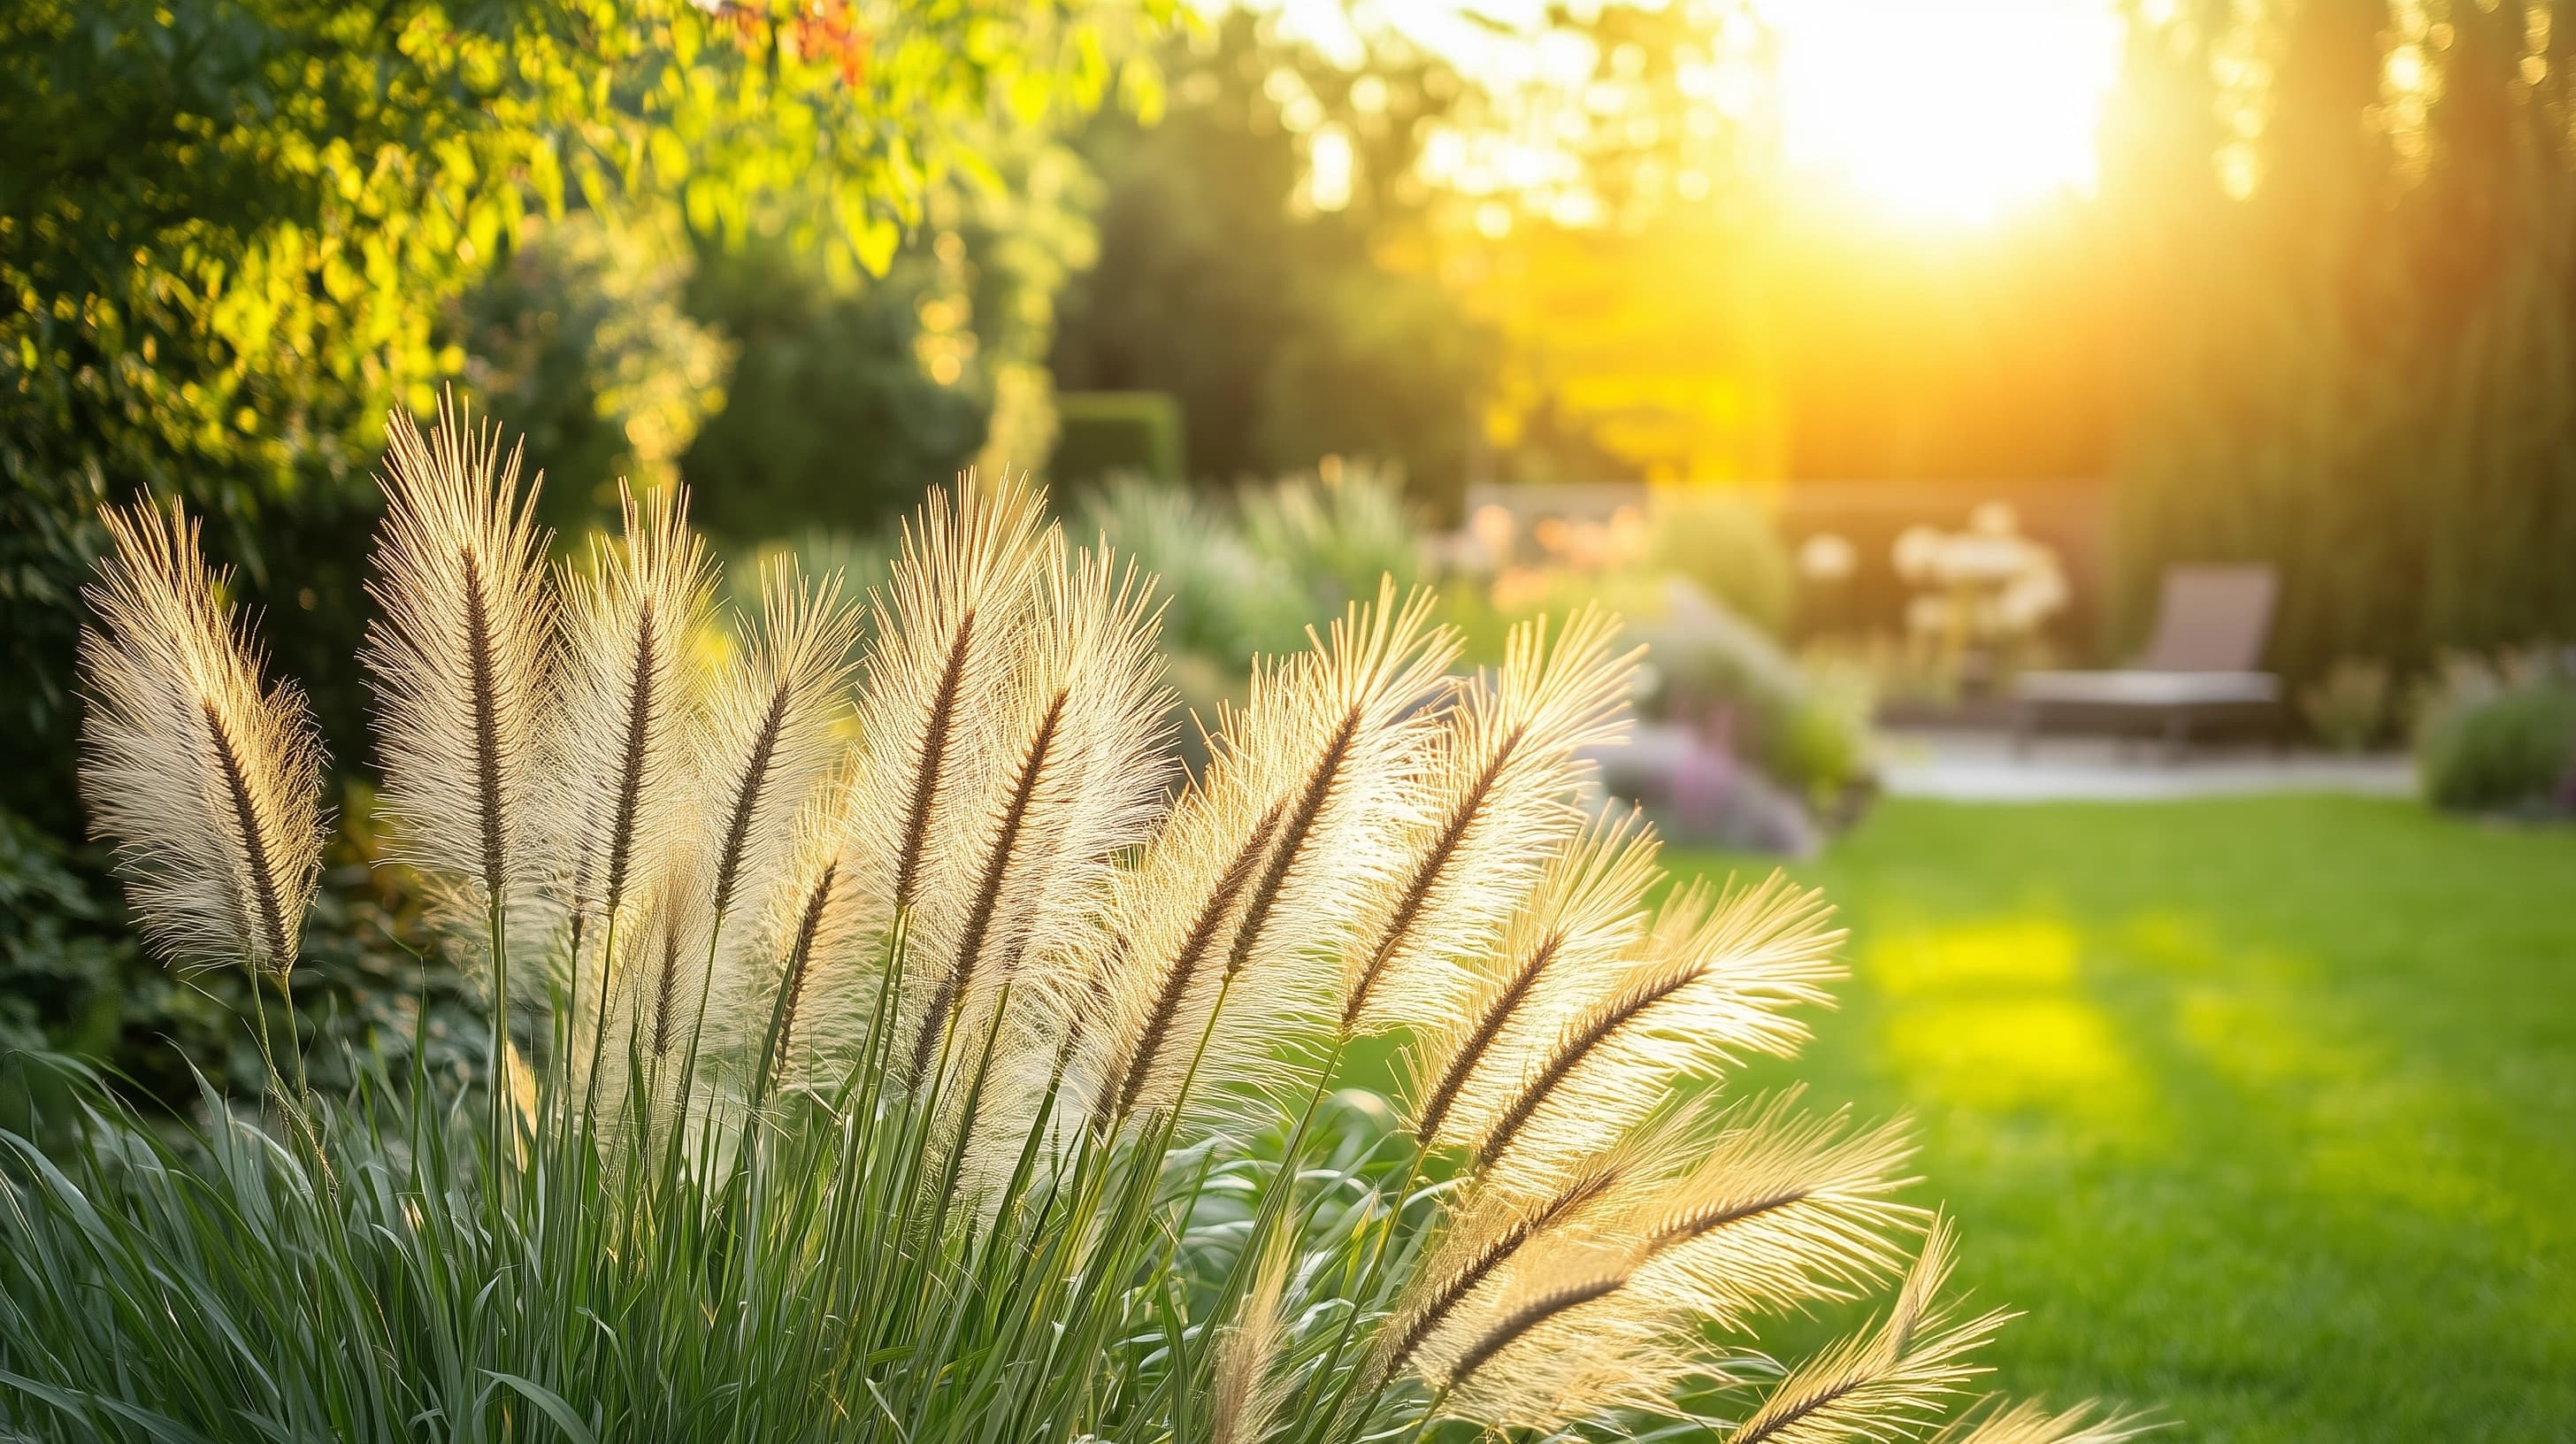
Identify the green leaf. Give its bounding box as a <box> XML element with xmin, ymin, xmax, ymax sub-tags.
<box><xmin>484</xmin><ymin>1372</ymin><xmax>602</xmax><ymax>1444</ymax></box>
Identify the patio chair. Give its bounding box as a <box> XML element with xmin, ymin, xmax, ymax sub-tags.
<box><xmin>2013</xmin><ymin>565</ymin><xmax>2281</xmax><ymax>756</ymax></box>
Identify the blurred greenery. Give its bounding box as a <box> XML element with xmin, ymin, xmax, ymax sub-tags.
<box><xmin>1691</xmin><ymin>794</ymin><xmax>2576</xmax><ymax>1440</ymax></box>
<box><xmin>1052</xmin><ymin>390</ymin><xmax>1187</xmax><ymax>491</ymax></box>
<box><xmin>2412</xmin><ymin>649</ymin><xmax>2576</xmax><ymax>814</ymax></box>
<box><xmin>1646</xmin><ymin>488</ymin><xmax>1795</xmax><ymax>637</ymax></box>
<box><xmin>1049</xmin><ymin>12</ymin><xmax>1490</xmax><ymax>515</ymax></box>
<box><xmin>456</xmin><ymin>212</ymin><xmax>736</xmax><ymax>535</ymax></box>
<box><xmin>2105</xmin><ymin>0</ymin><xmax>2576</xmax><ymax>688</ymax></box>
<box><xmin>685</xmin><ymin>129</ymin><xmax>1106</xmax><ymax>543</ymax></box>
<box><xmin>0</xmin><ymin>0</ymin><xmax>1165</xmax><ymax>1095</ymax></box>
<box><xmin>679</xmin><ymin>241</ymin><xmax>990</xmax><ymax>542</ymax></box>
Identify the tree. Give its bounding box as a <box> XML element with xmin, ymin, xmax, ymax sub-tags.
<box><xmin>1049</xmin><ymin>12</ymin><xmax>1490</xmax><ymax>515</ymax></box>
<box><xmin>0</xmin><ymin>0</ymin><xmax>1166</xmax><ymax>1085</ymax></box>
<box><xmin>2104</xmin><ymin>0</ymin><xmax>2576</xmax><ymax>686</ymax></box>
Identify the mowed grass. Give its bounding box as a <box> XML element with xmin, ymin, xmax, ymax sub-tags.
<box><xmin>1675</xmin><ymin>795</ymin><xmax>2576</xmax><ymax>1443</ymax></box>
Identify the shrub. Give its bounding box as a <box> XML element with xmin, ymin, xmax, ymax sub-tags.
<box><xmin>1646</xmin><ymin>488</ymin><xmax>1794</xmax><ymax>637</ymax></box>
<box><xmin>1079</xmin><ymin>477</ymin><xmax>1308</xmax><ymax>664</ymax></box>
<box><xmin>1463</xmin><ymin>566</ymin><xmax>1875</xmax><ymax>814</ymax></box>
<box><xmin>0</xmin><ymin>399</ymin><xmax>2126</xmax><ymax>1444</ymax></box>
<box><xmin>1052</xmin><ymin>390</ymin><xmax>1186</xmax><ymax>490</ymax></box>
<box><xmin>1238</xmin><ymin>459</ymin><xmax>1424</xmax><ymax>617</ymax></box>
<box><xmin>2414</xmin><ymin>650</ymin><xmax>2576</xmax><ymax>814</ymax></box>
<box><xmin>680</xmin><ymin>245</ymin><xmax>989</xmax><ymax>542</ymax></box>
<box><xmin>456</xmin><ymin>212</ymin><xmax>734</xmax><ymax>536</ymax></box>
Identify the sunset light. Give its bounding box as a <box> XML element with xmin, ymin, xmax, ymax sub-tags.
<box><xmin>1766</xmin><ymin>0</ymin><xmax>2124</xmax><ymax>224</ymax></box>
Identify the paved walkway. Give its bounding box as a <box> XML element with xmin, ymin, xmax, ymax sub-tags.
<box><xmin>1878</xmin><ymin>727</ymin><xmax>2416</xmax><ymax>803</ymax></box>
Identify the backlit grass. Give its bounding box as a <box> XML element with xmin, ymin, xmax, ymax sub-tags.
<box><xmin>1681</xmin><ymin>795</ymin><xmax>2576</xmax><ymax>1442</ymax></box>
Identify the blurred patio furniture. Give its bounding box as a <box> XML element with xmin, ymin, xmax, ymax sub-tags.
<box><xmin>2012</xmin><ymin>565</ymin><xmax>2281</xmax><ymax>757</ymax></box>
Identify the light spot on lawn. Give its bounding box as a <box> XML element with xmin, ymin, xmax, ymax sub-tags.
<box><xmin>1864</xmin><ymin>915</ymin><xmax>2162</xmax><ymax>1140</ymax></box>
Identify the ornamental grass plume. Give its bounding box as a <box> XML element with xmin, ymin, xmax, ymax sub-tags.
<box><xmin>0</xmin><ymin>396</ymin><xmax>2143</xmax><ymax>1444</ymax></box>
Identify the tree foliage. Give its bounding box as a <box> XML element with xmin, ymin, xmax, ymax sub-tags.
<box><xmin>2104</xmin><ymin>0</ymin><xmax>2576</xmax><ymax>685</ymax></box>
<box><xmin>0</xmin><ymin>0</ymin><xmax>1165</xmax><ymax>1082</ymax></box>
<box><xmin>1049</xmin><ymin>12</ymin><xmax>1490</xmax><ymax>516</ymax></box>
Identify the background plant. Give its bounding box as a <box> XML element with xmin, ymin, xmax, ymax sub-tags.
<box><xmin>2411</xmin><ymin>648</ymin><xmax>2576</xmax><ymax>814</ymax></box>
<box><xmin>0</xmin><ymin>403</ymin><xmax>2127</xmax><ymax>1444</ymax></box>
<box><xmin>0</xmin><ymin>0</ymin><xmax>1166</xmax><ymax>1092</ymax></box>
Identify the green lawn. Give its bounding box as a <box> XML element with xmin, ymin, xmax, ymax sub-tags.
<box><xmin>1676</xmin><ymin>795</ymin><xmax>2576</xmax><ymax>1443</ymax></box>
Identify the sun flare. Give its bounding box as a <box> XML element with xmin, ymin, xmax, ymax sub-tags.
<box><xmin>1766</xmin><ymin>0</ymin><xmax>2124</xmax><ymax>225</ymax></box>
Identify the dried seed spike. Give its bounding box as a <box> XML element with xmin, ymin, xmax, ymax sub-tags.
<box><xmin>844</xmin><ymin>471</ymin><xmax>1051</xmax><ymax>942</ymax></box>
<box><xmin>79</xmin><ymin>502</ymin><xmax>328</xmax><ymax>978</ymax></box>
<box><xmin>1444</xmin><ymin>1272</ymin><xmax>1629</xmax><ymax>1390</ymax></box>
<box><xmin>1465</xmin><ymin>872</ymin><xmax>1844</xmax><ymax>1186</ymax></box>
<box><xmin>1098</xmin><ymin>798</ymin><xmax>1286</xmax><ymax>1131</ymax></box>
<box><xmin>1408</xmin><ymin>806</ymin><xmax>1661</xmax><ymax>1148</ymax></box>
<box><xmin>1341</xmin><ymin>606</ymin><xmax>1640</xmax><ymax>1036</ymax></box>
<box><xmin>363</xmin><ymin>392</ymin><xmax>557</xmax><ymax>973</ymax></box>
<box><xmin>1376</xmin><ymin>1149</ymin><xmax>1627</xmax><ymax>1379</ymax></box>
<box><xmin>904</xmin><ymin>684</ymin><xmax>1065</xmax><ymax>1091</ymax></box>
<box><xmin>1070</xmin><ymin>576</ymin><xmax>1453</xmax><ymax>1139</ymax></box>
<box><xmin>548</xmin><ymin>478</ymin><xmax>712</xmax><ymax>961</ymax></box>
<box><xmin>1208</xmin><ymin>1227</ymin><xmax>1298</xmax><ymax>1444</ymax></box>
<box><xmin>1721</xmin><ymin>1217</ymin><xmax>2015</xmax><ymax>1444</ymax></box>
<box><xmin>1928</xmin><ymin>1399</ymin><xmax>2153</xmax><ymax>1444</ymax></box>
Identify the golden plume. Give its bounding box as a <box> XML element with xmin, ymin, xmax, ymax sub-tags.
<box><xmin>840</xmin><ymin>471</ymin><xmax>1051</xmax><ymax>991</ymax></box>
<box><xmin>77</xmin><ymin>502</ymin><xmax>328</xmax><ymax>978</ymax></box>
<box><xmin>583</xmin><ymin>866</ymin><xmax>717</xmax><ymax>1141</ymax></box>
<box><xmin>361</xmin><ymin>395</ymin><xmax>558</xmax><ymax>976</ymax></box>
<box><xmin>1611</xmin><ymin>1095</ymin><xmax>1923</xmax><ymax>1331</ymax></box>
<box><xmin>1382</xmin><ymin>1091</ymin><xmax>1919</xmax><ymax>1398</ymax></box>
<box><xmin>1076</xmin><ymin>580</ymin><xmax>1455</xmax><ymax>1137</ymax></box>
<box><xmin>1418</xmin><ymin>1241</ymin><xmax>1682</xmax><ymax>1427</ymax></box>
<box><xmin>1338</xmin><ymin>606</ymin><xmax>1638</xmax><ymax>1035</ymax></box>
<box><xmin>938</xmin><ymin>544</ymin><xmax>1176</xmax><ymax>1177</ymax></box>
<box><xmin>686</xmin><ymin>558</ymin><xmax>862</xmax><ymax>1087</ymax></box>
<box><xmin>1928</xmin><ymin>1400</ymin><xmax>2151</xmax><ymax>1444</ymax></box>
<box><xmin>1370</xmin><ymin>1115</ymin><xmax>1660</xmax><ymax>1388</ymax></box>
<box><xmin>548</xmin><ymin>480</ymin><xmax>714</xmax><ymax>1027</ymax></box>
<box><xmin>1422</xmin><ymin>1213</ymin><xmax>2003</xmax><ymax>1434</ymax></box>
<box><xmin>1719</xmin><ymin>1217</ymin><xmax>2012</xmax><ymax>1444</ymax></box>
<box><xmin>1460</xmin><ymin>872</ymin><xmax>1845</xmax><ymax>1194</ymax></box>
<box><xmin>1405</xmin><ymin>805</ymin><xmax>1662</xmax><ymax>1149</ymax></box>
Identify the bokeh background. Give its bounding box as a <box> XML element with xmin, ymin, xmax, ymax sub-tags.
<box><xmin>4</xmin><ymin>0</ymin><xmax>2572</xmax><ymax>1437</ymax></box>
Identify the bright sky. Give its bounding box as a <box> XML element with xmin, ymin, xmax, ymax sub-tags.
<box><xmin>1768</xmin><ymin>0</ymin><xmax>2124</xmax><ymax>224</ymax></box>
<box><xmin>1264</xmin><ymin>0</ymin><xmax>2127</xmax><ymax>227</ymax></box>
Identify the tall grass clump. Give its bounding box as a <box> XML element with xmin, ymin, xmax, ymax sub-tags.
<box><xmin>0</xmin><ymin>396</ymin><xmax>2137</xmax><ymax>1444</ymax></box>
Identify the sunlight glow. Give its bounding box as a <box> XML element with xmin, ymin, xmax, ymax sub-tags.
<box><xmin>1766</xmin><ymin>0</ymin><xmax>2123</xmax><ymax>224</ymax></box>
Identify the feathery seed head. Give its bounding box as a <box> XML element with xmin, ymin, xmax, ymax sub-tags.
<box><xmin>1208</xmin><ymin>1225</ymin><xmax>1300</xmax><ymax>1444</ymax></box>
<box><xmin>690</xmin><ymin>557</ymin><xmax>863</xmax><ymax>1063</ymax></box>
<box><xmin>78</xmin><ymin>502</ymin><xmax>329</xmax><ymax>978</ymax></box>
<box><xmin>1928</xmin><ymin>1401</ymin><xmax>2154</xmax><ymax>1444</ymax></box>
<box><xmin>548</xmin><ymin>480</ymin><xmax>715</xmax><ymax>961</ymax></box>
<box><xmin>363</xmin><ymin>394</ymin><xmax>558</xmax><ymax>973</ymax></box>
<box><xmin>1613</xmin><ymin>1095</ymin><xmax>1926</xmax><ymax>1331</ymax></box>
<box><xmin>939</xmin><ymin>545</ymin><xmax>1179</xmax><ymax>1183</ymax></box>
<box><xmin>1720</xmin><ymin>1217</ymin><xmax>2012</xmax><ymax>1444</ymax></box>
<box><xmin>1424</xmin><ymin>1248</ymin><xmax>1683</xmax><ymax>1426</ymax></box>
<box><xmin>846</xmin><ymin>470</ymin><xmax>1053</xmax><ymax>931</ymax></box>
<box><xmin>1466</xmin><ymin>872</ymin><xmax>1845</xmax><ymax>1194</ymax></box>
<box><xmin>1078</xmin><ymin>579</ymin><xmax>1455</xmax><ymax>1137</ymax></box>
<box><xmin>737</xmin><ymin>771</ymin><xmax>875</xmax><ymax>1098</ymax></box>
<box><xmin>1407</xmin><ymin>804</ymin><xmax>1664</xmax><ymax>1148</ymax></box>
<box><xmin>1339</xmin><ymin>607</ymin><xmax>1640</xmax><ymax>1035</ymax></box>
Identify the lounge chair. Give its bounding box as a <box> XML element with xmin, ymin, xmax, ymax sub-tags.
<box><xmin>2013</xmin><ymin>565</ymin><xmax>2281</xmax><ymax>756</ymax></box>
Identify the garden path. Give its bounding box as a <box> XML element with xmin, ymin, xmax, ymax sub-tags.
<box><xmin>1879</xmin><ymin>727</ymin><xmax>2414</xmax><ymax>802</ymax></box>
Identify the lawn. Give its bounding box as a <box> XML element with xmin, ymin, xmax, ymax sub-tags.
<box><xmin>1676</xmin><ymin>795</ymin><xmax>2576</xmax><ymax>1443</ymax></box>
